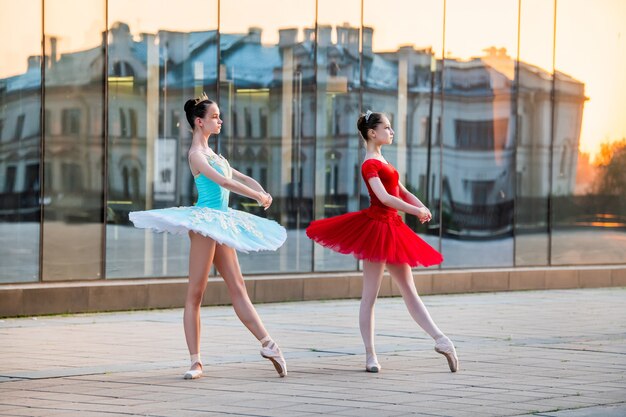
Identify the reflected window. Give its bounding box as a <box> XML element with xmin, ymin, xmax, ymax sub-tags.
<box><xmin>259</xmin><ymin>109</ymin><xmax>267</xmax><ymax>137</ymax></box>
<box><xmin>129</xmin><ymin>108</ymin><xmax>137</xmax><ymax>137</ymax></box>
<box><xmin>131</xmin><ymin>167</ymin><xmax>140</xmax><ymax>200</ymax></box>
<box><xmin>244</xmin><ymin>108</ymin><xmax>252</xmax><ymax>138</ymax></box>
<box><xmin>25</xmin><ymin>164</ymin><xmax>39</xmax><ymax>191</ymax></box>
<box><xmin>121</xmin><ymin>163</ymin><xmax>142</xmax><ymax>200</ymax></box>
<box><xmin>119</xmin><ymin>108</ymin><xmax>127</xmax><ymax>137</ymax></box>
<box><xmin>232</xmin><ymin>110</ymin><xmax>239</xmax><ymax>138</ymax></box>
<box><xmin>455</xmin><ymin>119</ymin><xmax>508</xmax><ymax>150</ymax></box>
<box><xmin>435</xmin><ymin>117</ymin><xmax>442</xmax><ymax>145</ymax></box>
<box><xmin>122</xmin><ymin>166</ymin><xmax>129</xmax><ymax>199</ymax></box>
<box><xmin>158</xmin><ymin>109</ymin><xmax>164</xmax><ymax>135</ymax></box>
<box><xmin>61</xmin><ymin>109</ymin><xmax>81</xmax><ymax>135</ymax></box>
<box><xmin>468</xmin><ymin>180</ymin><xmax>494</xmax><ymax>205</ymax></box>
<box><xmin>4</xmin><ymin>166</ymin><xmax>16</xmax><ymax>193</ymax></box>
<box><xmin>62</xmin><ymin>163</ymin><xmax>83</xmax><ymax>192</ymax></box>
<box><xmin>14</xmin><ymin>114</ymin><xmax>25</xmax><ymax>141</ymax></box>
<box><xmin>112</xmin><ymin>61</ymin><xmax>135</xmax><ymax>77</ymax></box>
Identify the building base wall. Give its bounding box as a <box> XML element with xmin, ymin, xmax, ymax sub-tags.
<box><xmin>2</xmin><ymin>266</ymin><xmax>625</xmax><ymax>317</ymax></box>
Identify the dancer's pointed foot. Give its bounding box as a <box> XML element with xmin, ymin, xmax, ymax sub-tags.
<box><xmin>365</xmin><ymin>353</ymin><xmax>381</xmax><ymax>373</ymax></box>
<box><xmin>260</xmin><ymin>336</ymin><xmax>287</xmax><ymax>377</ymax></box>
<box><xmin>183</xmin><ymin>356</ymin><xmax>203</xmax><ymax>379</ymax></box>
<box><xmin>435</xmin><ymin>336</ymin><xmax>458</xmax><ymax>372</ymax></box>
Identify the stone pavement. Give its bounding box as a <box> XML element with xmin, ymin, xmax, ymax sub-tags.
<box><xmin>1</xmin><ymin>288</ymin><xmax>625</xmax><ymax>417</ymax></box>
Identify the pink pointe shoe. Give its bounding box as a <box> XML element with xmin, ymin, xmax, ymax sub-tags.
<box><xmin>260</xmin><ymin>336</ymin><xmax>287</xmax><ymax>377</ymax></box>
<box><xmin>435</xmin><ymin>336</ymin><xmax>459</xmax><ymax>372</ymax></box>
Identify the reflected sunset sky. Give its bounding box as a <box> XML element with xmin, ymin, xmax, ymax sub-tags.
<box><xmin>1</xmin><ymin>0</ymin><xmax>624</xmax><ymax>159</ymax></box>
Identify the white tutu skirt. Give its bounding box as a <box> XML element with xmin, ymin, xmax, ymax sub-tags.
<box><xmin>129</xmin><ymin>206</ymin><xmax>286</xmax><ymax>253</ymax></box>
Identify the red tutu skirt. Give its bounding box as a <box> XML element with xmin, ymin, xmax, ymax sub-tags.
<box><xmin>306</xmin><ymin>206</ymin><xmax>443</xmax><ymax>267</ymax></box>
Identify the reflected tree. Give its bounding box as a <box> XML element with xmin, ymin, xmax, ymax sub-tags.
<box><xmin>594</xmin><ymin>138</ymin><xmax>626</xmax><ymax>196</ymax></box>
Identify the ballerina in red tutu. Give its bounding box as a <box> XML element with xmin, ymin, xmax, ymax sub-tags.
<box><xmin>306</xmin><ymin>110</ymin><xmax>458</xmax><ymax>373</ymax></box>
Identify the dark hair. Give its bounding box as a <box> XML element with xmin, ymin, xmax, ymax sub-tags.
<box><xmin>183</xmin><ymin>98</ymin><xmax>215</xmax><ymax>129</ymax></box>
<box><xmin>357</xmin><ymin>111</ymin><xmax>385</xmax><ymax>141</ymax></box>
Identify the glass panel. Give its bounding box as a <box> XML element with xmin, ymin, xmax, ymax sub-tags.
<box><xmin>106</xmin><ymin>0</ymin><xmax>218</xmax><ymax>278</ymax></box>
<box><xmin>41</xmin><ymin>0</ymin><xmax>105</xmax><ymax>280</ymax></box>
<box><xmin>551</xmin><ymin>0</ymin><xmax>626</xmax><ymax>265</ymax></box>
<box><xmin>514</xmin><ymin>0</ymin><xmax>553</xmax><ymax>266</ymax></box>
<box><xmin>220</xmin><ymin>0</ymin><xmax>316</xmax><ymax>273</ymax></box>
<box><xmin>439</xmin><ymin>0</ymin><xmax>517</xmax><ymax>267</ymax></box>
<box><xmin>362</xmin><ymin>0</ymin><xmax>444</xmax><ymax>270</ymax></box>
<box><xmin>314</xmin><ymin>0</ymin><xmax>361</xmax><ymax>271</ymax></box>
<box><xmin>0</xmin><ymin>0</ymin><xmax>42</xmax><ymax>283</ymax></box>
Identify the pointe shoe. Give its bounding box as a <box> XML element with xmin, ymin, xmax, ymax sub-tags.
<box><xmin>260</xmin><ymin>336</ymin><xmax>287</xmax><ymax>377</ymax></box>
<box><xmin>435</xmin><ymin>336</ymin><xmax>459</xmax><ymax>372</ymax></box>
<box><xmin>365</xmin><ymin>355</ymin><xmax>381</xmax><ymax>373</ymax></box>
<box><xmin>183</xmin><ymin>360</ymin><xmax>203</xmax><ymax>379</ymax></box>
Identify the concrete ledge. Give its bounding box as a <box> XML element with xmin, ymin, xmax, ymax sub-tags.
<box><xmin>545</xmin><ymin>269</ymin><xmax>579</xmax><ymax>289</ymax></box>
<box><xmin>579</xmin><ymin>268</ymin><xmax>612</xmax><ymax>288</ymax></box>
<box><xmin>1</xmin><ymin>266</ymin><xmax>625</xmax><ymax>317</ymax></box>
<box><xmin>433</xmin><ymin>272</ymin><xmax>472</xmax><ymax>294</ymax></box>
<box><xmin>613</xmin><ymin>268</ymin><xmax>626</xmax><ymax>286</ymax></box>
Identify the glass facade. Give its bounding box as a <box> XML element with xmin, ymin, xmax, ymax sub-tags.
<box><xmin>0</xmin><ymin>0</ymin><xmax>42</xmax><ymax>283</ymax></box>
<box><xmin>514</xmin><ymin>0</ymin><xmax>553</xmax><ymax>266</ymax></box>
<box><xmin>440</xmin><ymin>0</ymin><xmax>518</xmax><ymax>268</ymax></box>
<box><xmin>550</xmin><ymin>0</ymin><xmax>626</xmax><ymax>265</ymax></box>
<box><xmin>363</xmin><ymin>0</ymin><xmax>444</xmax><ymax>269</ymax></box>
<box><xmin>219</xmin><ymin>0</ymin><xmax>316</xmax><ymax>274</ymax></box>
<box><xmin>315</xmin><ymin>0</ymin><xmax>362</xmax><ymax>271</ymax></box>
<box><xmin>1</xmin><ymin>0</ymin><xmax>625</xmax><ymax>283</ymax></box>
<box><xmin>105</xmin><ymin>0</ymin><xmax>218</xmax><ymax>278</ymax></box>
<box><xmin>41</xmin><ymin>0</ymin><xmax>106</xmax><ymax>281</ymax></box>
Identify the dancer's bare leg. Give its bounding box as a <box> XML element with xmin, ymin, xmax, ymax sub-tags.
<box><xmin>387</xmin><ymin>263</ymin><xmax>458</xmax><ymax>371</ymax></box>
<box><xmin>213</xmin><ymin>244</ymin><xmax>287</xmax><ymax>376</ymax></box>
<box><xmin>184</xmin><ymin>231</ymin><xmax>216</xmax><ymax>373</ymax></box>
<box><xmin>386</xmin><ymin>263</ymin><xmax>443</xmax><ymax>339</ymax></box>
<box><xmin>360</xmin><ymin>260</ymin><xmax>385</xmax><ymax>370</ymax></box>
<box><xmin>213</xmin><ymin>244</ymin><xmax>269</xmax><ymax>339</ymax></box>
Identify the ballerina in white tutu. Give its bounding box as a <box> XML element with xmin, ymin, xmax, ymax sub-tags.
<box><xmin>130</xmin><ymin>93</ymin><xmax>287</xmax><ymax>379</ymax></box>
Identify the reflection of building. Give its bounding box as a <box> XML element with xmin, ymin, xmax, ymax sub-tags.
<box><xmin>0</xmin><ymin>23</ymin><xmax>585</xmax><ymax>234</ymax></box>
<box><xmin>439</xmin><ymin>48</ymin><xmax>584</xmax><ymax>235</ymax></box>
<box><xmin>0</xmin><ymin>54</ymin><xmax>43</xmax><ymax>222</ymax></box>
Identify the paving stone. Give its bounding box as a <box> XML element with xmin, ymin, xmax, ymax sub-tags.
<box><xmin>0</xmin><ymin>288</ymin><xmax>625</xmax><ymax>416</ymax></box>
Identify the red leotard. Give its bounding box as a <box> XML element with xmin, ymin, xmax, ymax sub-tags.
<box><xmin>306</xmin><ymin>159</ymin><xmax>443</xmax><ymax>267</ymax></box>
